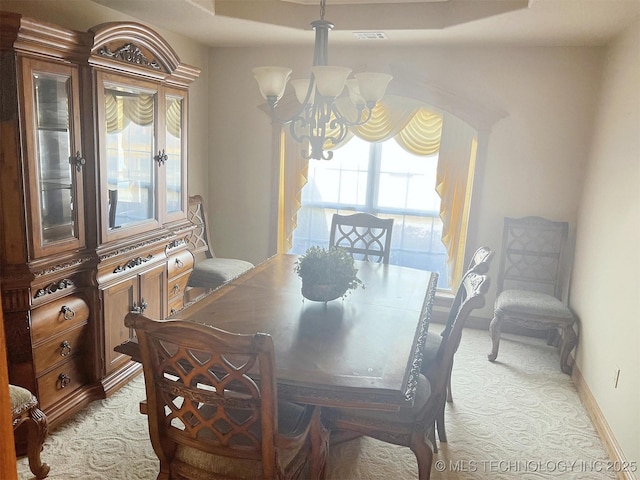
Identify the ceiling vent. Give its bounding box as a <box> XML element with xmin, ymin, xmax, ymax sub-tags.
<box><xmin>353</xmin><ymin>32</ymin><xmax>387</xmax><ymax>40</ymax></box>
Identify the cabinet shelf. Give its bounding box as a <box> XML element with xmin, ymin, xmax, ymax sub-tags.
<box><xmin>41</xmin><ymin>182</ymin><xmax>72</xmax><ymax>191</ymax></box>
<box><xmin>37</xmin><ymin>126</ymin><xmax>69</xmax><ymax>133</ymax></box>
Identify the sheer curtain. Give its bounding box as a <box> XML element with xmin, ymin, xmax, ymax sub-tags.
<box><xmin>276</xmin><ymin>95</ymin><xmax>478</xmax><ymax>287</ymax></box>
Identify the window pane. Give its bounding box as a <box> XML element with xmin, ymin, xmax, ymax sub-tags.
<box><xmin>305</xmin><ymin>139</ymin><xmax>369</xmax><ymax>206</ymax></box>
<box><xmin>105</xmin><ymin>85</ymin><xmax>156</xmax><ymax>229</ymax></box>
<box><xmin>291</xmin><ymin>135</ymin><xmax>452</xmax><ymax>289</ymax></box>
<box><xmin>165</xmin><ymin>95</ymin><xmax>183</xmax><ymax>214</ymax></box>
<box><xmin>378</xmin><ymin>140</ymin><xmax>440</xmax><ymax>212</ymax></box>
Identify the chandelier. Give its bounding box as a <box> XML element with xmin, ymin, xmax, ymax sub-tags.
<box><xmin>253</xmin><ymin>0</ymin><xmax>392</xmax><ymax>160</ymax></box>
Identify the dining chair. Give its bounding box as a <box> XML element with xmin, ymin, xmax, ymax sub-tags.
<box><xmin>10</xmin><ymin>384</ymin><xmax>50</xmax><ymax>479</ymax></box>
<box><xmin>420</xmin><ymin>246</ymin><xmax>493</xmax><ymax>450</ymax></box>
<box><xmin>326</xmin><ymin>271</ymin><xmax>489</xmax><ymax>480</ymax></box>
<box><xmin>329</xmin><ymin>212</ymin><xmax>394</xmax><ymax>264</ymax></box>
<box><xmin>487</xmin><ymin>216</ymin><xmax>577</xmax><ymax>374</ymax></box>
<box><xmin>125</xmin><ymin>313</ymin><xmax>329</xmax><ymax>480</ymax></box>
<box><xmin>186</xmin><ymin>195</ymin><xmax>254</xmax><ymax>289</ymax></box>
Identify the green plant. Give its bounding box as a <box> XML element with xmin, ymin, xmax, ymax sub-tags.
<box><xmin>294</xmin><ymin>246</ymin><xmax>364</xmax><ymax>299</ymax></box>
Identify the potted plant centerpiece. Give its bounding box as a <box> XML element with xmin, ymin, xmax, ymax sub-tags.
<box><xmin>294</xmin><ymin>246</ymin><xmax>364</xmax><ymax>302</ymax></box>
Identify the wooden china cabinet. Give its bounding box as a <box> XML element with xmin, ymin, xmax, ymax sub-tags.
<box><xmin>0</xmin><ymin>12</ymin><xmax>200</xmax><ymax>426</ymax></box>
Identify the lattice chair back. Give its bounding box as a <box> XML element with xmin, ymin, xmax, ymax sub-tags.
<box><xmin>329</xmin><ymin>213</ymin><xmax>394</xmax><ymax>264</ymax></box>
<box><xmin>186</xmin><ymin>195</ymin><xmax>214</xmax><ymax>263</ymax></box>
<box><xmin>498</xmin><ymin>216</ymin><xmax>569</xmax><ymax>299</ymax></box>
<box><xmin>126</xmin><ymin>314</ymin><xmax>286</xmax><ymax>479</ymax></box>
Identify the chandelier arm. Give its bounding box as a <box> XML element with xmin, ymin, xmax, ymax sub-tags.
<box><xmin>331</xmin><ymin>103</ymin><xmax>374</xmax><ymax>128</ymax></box>
<box><xmin>325</xmin><ymin>118</ymin><xmax>349</xmax><ymax>146</ymax></box>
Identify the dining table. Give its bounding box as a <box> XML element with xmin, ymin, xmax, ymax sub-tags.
<box><xmin>115</xmin><ymin>253</ymin><xmax>439</xmax><ymax>412</ymax></box>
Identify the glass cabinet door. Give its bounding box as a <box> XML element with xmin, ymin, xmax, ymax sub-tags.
<box><xmin>100</xmin><ymin>76</ymin><xmax>159</xmax><ymax>240</ymax></box>
<box><xmin>23</xmin><ymin>59</ymin><xmax>85</xmax><ymax>258</ymax></box>
<box><xmin>164</xmin><ymin>90</ymin><xmax>187</xmax><ymax>222</ymax></box>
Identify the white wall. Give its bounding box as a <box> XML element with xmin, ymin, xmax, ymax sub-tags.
<box><xmin>571</xmin><ymin>20</ymin><xmax>640</xmax><ymax>467</ymax></box>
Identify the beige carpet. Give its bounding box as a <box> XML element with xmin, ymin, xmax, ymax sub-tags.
<box><xmin>17</xmin><ymin>328</ymin><xmax>615</xmax><ymax>479</ymax></box>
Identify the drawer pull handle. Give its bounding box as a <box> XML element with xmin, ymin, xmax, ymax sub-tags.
<box><xmin>170</xmin><ymin>308</ymin><xmax>177</xmax><ymax>316</ymax></box>
<box><xmin>173</xmin><ymin>284</ymin><xmax>181</xmax><ymax>294</ymax></box>
<box><xmin>60</xmin><ymin>340</ymin><xmax>72</xmax><ymax>357</ymax></box>
<box><xmin>58</xmin><ymin>373</ymin><xmax>71</xmax><ymax>389</ymax></box>
<box><xmin>131</xmin><ymin>299</ymin><xmax>148</xmax><ymax>314</ymax></box>
<box><xmin>61</xmin><ymin>306</ymin><xmax>75</xmax><ymax>321</ymax></box>
<box><xmin>175</xmin><ymin>258</ymin><xmax>184</xmax><ymax>268</ymax></box>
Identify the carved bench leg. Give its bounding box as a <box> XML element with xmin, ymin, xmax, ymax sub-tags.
<box><xmin>559</xmin><ymin>325</ymin><xmax>577</xmax><ymax>375</ymax></box>
<box><xmin>26</xmin><ymin>406</ymin><xmax>50</xmax><ymax>479</ymax></box>
<box><xmin>487</xmin><ymin>312</ymin><xmax>503</xmax><ymax>362</ymax></box>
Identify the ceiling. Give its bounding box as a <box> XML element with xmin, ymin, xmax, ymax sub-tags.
<box><xmin>91</xmin><ymin>0</ymin><xmax>640</xmax><ymax>47</ymax></box>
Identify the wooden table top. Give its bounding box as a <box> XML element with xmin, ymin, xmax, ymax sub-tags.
<box><xmin>118</xmin><ymin>253</ymin><xmax>438</xmax><ymax>410</ymax></box>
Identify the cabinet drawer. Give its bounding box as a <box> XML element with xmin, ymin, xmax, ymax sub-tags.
<box><xmin>168</xmin><ymin>296</ymin><xmax>185</xmax><ymax>317</ymax></box>
<box><xmin>31</xmin><ymin>295</ymin><xmax>90</xmax><ymax>343</ymax></box>
<box><xmin>37</xmin><ymin>355</ymin><xmax>89</xmax><ymax>411</ymax></box>
<box><xmin>168</xmin><ymin>272</ymin><xmax>190</xmax><ymax>302</ymax></box>
<box><xmin>168</xmin><ymin>250</ymin><xmax>194</xmax><ymax>278</ymax></box>
<box><xmin>33</xmin><ymin>325</ymin><xmax>88</xmax><ymax>375</ymax></box>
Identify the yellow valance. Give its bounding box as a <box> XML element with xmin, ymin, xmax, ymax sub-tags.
<box><xmin>329</xmin><ymin>95</ymin><xmax>443</xmax><ymax>156</ymax></box>
<box><xmin>105</xmin><ymin>93</ymin><xmax>182</xmax><ymax>138</ymax></box>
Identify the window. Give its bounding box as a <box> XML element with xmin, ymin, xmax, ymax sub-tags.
<box><xmin>290</xmin><ymin>136</ymin><xmax>450</xmax><ymax>288</ymax></box>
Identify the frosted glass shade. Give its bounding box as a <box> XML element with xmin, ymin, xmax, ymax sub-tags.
<box><xmin>310</xmin><ymin>66</ymin><xmax>352</xmax><ymax>98</ymax></box>
<box><xmin>355</xmin><ymin>72</ymin><xmax>392</xmax><ymax>103</ymax></box>
<box><xmin>253</xmin><ymin>67</ymin><xmax>292</xmax><ymax>100</ymax></box>
<box><xmin>290</xmin><ymin>79</ymin><xmax>315</xmax><ymax>104</ymax></box>
<box><xmin>345</xmin><ymin>79</ymin><xmax>364</xmax><ymax>106</ymax></box>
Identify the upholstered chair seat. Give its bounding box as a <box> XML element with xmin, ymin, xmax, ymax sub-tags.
<box><xmin>495</xmin><ymin>290</ymin><xmax>574</xmax><ymax>323</ymax></box>
<box><xmin>186</xmin><ymin>195</ymin><xmax>254</xmax><ymax>291</ymax></box>
<box><xmin>188</xmin><ymin>257</ymin><xmax>254</xmax><ymax>289</ymax></box>
<box><xmin>421</xmin><ymin>332</ymin><xmax>442</xmax><ymax>368</ymax></box>
<box><xmin>10</xmin><ymin>384</ymin><xmax>50</xmax><ymax>479</ymax></box>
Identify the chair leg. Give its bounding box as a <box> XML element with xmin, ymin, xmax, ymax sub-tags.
<box><xmin>410</xmin><ymin>430</ymin><xmax>434</xmax><ymax>480</ymax></box>
<box><xmin>26</xmin><ymin>406</ymin><xmax>50</xmax><ymax>479</ymax></box>
<box><xmin>559</xmin><ymin>325</ymin><xmax>578</xmax><ymax>375</ymax></box>
<box><xmin>446</xmin><ymin>374</ymin><xmax>453</xmax><ymax>403</ymax></box>
<box><xmin>428</xmin><ymin>424</ymin><xmax>437</xmax><ymax>453</ymax></box>
<box><xmin>310</xmin><ymin>407</ymin><xmax>329</xmax><ymax>480</ymax></box>
<box><xmin>487</xmin><ymin>312</ymin><xmax>503</xmax><ymax>362</ymax></box>
<box><xmin>436</xmin><ymin>404</ymin><xmax>447</xmax><ymax>444</ymax></box>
